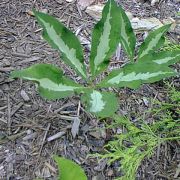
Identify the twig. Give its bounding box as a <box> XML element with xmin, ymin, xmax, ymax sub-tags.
<box><xmin>64</xmin><ymin>12</ymin><xmax>92</xmax><ymax>23</ymax></box>
<box><xmin>11</xmin><ymin>52</ymin><xmax>30</xmax><ymax>58</ymax></box>
<box><xmin>54</xmin><ymin>103</ymin><xmax>74</xmax><ymax>113</ymax></box>
<box><xmin>39</xmin><ymin>123</ymin><xmax>51</xmax><ymax>156</ymax></box>
<box><xmin>45</xmin><ymin>162</ymin><xmax>57</xmax><ymax>173</ymax></box>
<box><xmin>7</xmin><ymin>94</ymin><xmax>11</xmax><ymax>135</ymax></box>
<box><xmin>57</xmin><ymin>115</ymin><xmax>78</xmax><ymax>121</ymax></box>
<box><xmin>47</xmin><ymin>131</ymin><xmax>66</xmax><ymax>142</ymax></box>
<box><xmin>0</xmin><ymin>131</ymin><xmax>26</xmax><ymax>144</ymax></box>
<box><xmin>0</xmin><ymin>118</ymin><xmax>7</xmax><ymax>124</ymax></box>
<box><xmin>11</xmin><ymin>102</ymin><xmax>24</xmax><ymax>116</ymax></box>
<box><xmin>76</xmin><ymin>4</ymin><xmax>82</xmax><ymax>17</ymax></box>
<box><xmin>0</xmin><ymin>67</ymin><xmax>14</xmax><ymax>72</ymax></box>
<box><xmin>77</xmin><ymin>100</ymin><xmax>81</xmax><ymax>117</ymax></box>
<box><xmin>67</xmin><ymin>15</ymin><xmax>71</xmax><ymax>28</ymax></box>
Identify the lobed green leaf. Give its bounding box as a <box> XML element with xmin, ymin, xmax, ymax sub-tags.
<box><xmin>81</xmin><ymin>90</ymin><xmax>118</xmax><ymax>117</ymax></box>
<box><xmin>90</xmin><ymin>0</ymin><xmax>122</xmax><ymax>77</ymax></box>
<box><xmin>54</xmin><ymin>155</ymin><xmax>87</xmax><ymax>180</ymax></box>
<box><xmin>119</xmin><ymin>6</ymin><xmax>136</xmax><ymax>61</ymax></box>
<box><xmin>98</xmin><ymin>61</ymin><xmax>176</xmax><ymax>89</ymax></box>
<box><xmin>139</xmin><ymin>50</ymin><xmax>180</xmax><ymax>66</ymax></box>
<box><xmin>138</xmin><ymin>24</ymin><xmax>171</xmax><ymax>59</ymax></box>
<box><xmin>33</xmin><ymin>10</ymin><xmax>87</xmax><ymax>79</ymax></box>
<box><xmin>11</xmin><ymin>64</ymin><xmax>84</xmax><ymax>100</ymax></box>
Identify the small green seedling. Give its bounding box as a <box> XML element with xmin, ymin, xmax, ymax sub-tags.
<box><xmin>95</xmin><ymin>92</ymin><xmax>180</xmax><ymax>180</ymax></box>
<box><xmin>11</xmin><ymin>0</ymin><xmax>180</xmax><ymax>117</ymax></box>
<box><xmin>54</xmin><ymin>155</ymin><xmax>87</xmax><ymax>180</ymax></box>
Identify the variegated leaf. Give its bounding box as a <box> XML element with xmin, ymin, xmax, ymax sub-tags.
<box><xmin>81</xmin><ymin>90</ymin><xmax>118</xmax><ymax>117</ymax></box>
<box><xmin>139</xmin><ymin>50</ymin><xmax>180</xmax><ymax>66</ymax></box>
<box><xmin>138</xmin><ymin>24</ymin><xmax>171</xmax><ymax>59</ymax></box>
<box><xmin>98</xmin><ymin>61</ymin><xmax>176</xmax><ymax>89</ymax></box>
<box><xmin>11</xmin><ymin>64</ymin><xmax>84</xmax><ymax>100</ymax></box>
<box><xmin>119</xmin><ymin>6</ymin><xmax>136</xmax><ymax>61</ymax></box>
<box><xmin>90</xmin><ymin>0</ymin><xmax>121</xmax><ymax>77</ymax></box>
<box><xmin>33</xmin><ymin>10</ymin><xmax>87</xmax><ymax>79</ymax></box>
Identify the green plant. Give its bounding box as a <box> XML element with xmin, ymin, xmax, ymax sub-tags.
<box><xmin>54</xmin><ymin>156</ymin><xmax>87</xmax><ymax>180</ymax></box>
<box><xmin>167</xmin><ymin>83</ymin><xmax>180</xmax><ymax>102</ymax></box>
<box><xmin>11</xmin><ymin>0</ymin><xmax>180</xmax><ymax>118</ymax></box>
<box><xmin>94</xmin><ymin>87</ymin><xmax>180</xmax><ymax>180</ymax></box>
<box><xmin>161</xmin><ymin>38</ymin><xmax>180</xmax><ymax>52</ymax></box>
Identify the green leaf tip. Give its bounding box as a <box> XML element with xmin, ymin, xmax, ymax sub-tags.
<box><xmin>54</xmin><ymin>155</ymin><xmax>87</xmax><ymax>180</ymax></box>
<box><xmin>138</xmin><ymin>24</ymin><xmax>171</xmax><ymax>60</ymax></box>
<box><xmin>139</xmin><ymin>50</ymin><xmax>180</xmax><ymax>66</ymax></box>
<box><xmin>119</xmin><ymin>5</ymin><xmax>136</xmax><ymax>61</ymax></box>
<box><xmin>90</xmin><ymin>0</ymin><xmax>122</xmax><ymax>77</ymax></box>
<box><xmin>11</xmin><ymin>64</ymin><xmax>84</xmax><ymax>100</ymax></box>
<box><xmin>11</xmin><ymin>64</ymin><xmax>63</xmax><ymax>80</ymax></box>
<box><xmin>99</xmin><ymin>61</ymin><xmax>176</xmax><ymax>89</ymax></box>
<box><xmin>33</xmin><ymin>9</ymin><xmax>87</xmax><ymax>80</ymax></box>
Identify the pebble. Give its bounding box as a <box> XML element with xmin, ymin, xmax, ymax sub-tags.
<box><xmin>78</xmin><ymin>0</ymin><xmax>95</xmax><ymax>10</ymax></box>
<box><xmin>107</xmin><ymin>169</ymin><xmax>114</xmax><ymax>176</ymax></box>
<box><xmin>86</xmin><ymin>4</ymin><xmax>104</xmax><ymax>21</ymax></box>
<box><xmin>20</xmin><ymin>90</ymin><xmax>30</xmax><ymax>102</ymax></box>
<box><xmin>65</xmin><ymin>0</ymin><xmax>74</xmax><ymax>2</ymax></box>
<box><xmin>131</xmin><ymin>17</ymin><xmax>163</xmax><ymax>31</ymax></box>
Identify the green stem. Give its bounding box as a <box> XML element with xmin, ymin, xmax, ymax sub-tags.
<box><xmin>161</xmin><ymin>102</ymin><xmax>180</xmax><ymax>107</ymax></box>
<box><xmin>162</xmin><ymin>136</ymin><xmax>180</xmax><ymax>141</ymax></box>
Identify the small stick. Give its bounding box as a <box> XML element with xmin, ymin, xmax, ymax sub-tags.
<box><xmin>39</xmin><ymin>123</ymin><xmax>51</xmax><ymax>155</ymax></box>
<box><xmin>76</xmin><ymin>4</ymin><xmax>82</xmax><ymax>17</ymax></box>
<box><xmin>67</xmin><ymin>15</ymin><xmax>71</xmax><ymax>28</ymax></box>
<box><xmin>0</xmin><ymin>118</ymin><xmax>7</xmax><ymax>123</ymax></box>
<box><xmin>11</xmin><ymin>102</ymin><xmax>24</xmax><ymax>116</ymax></box>
<box><xmin>0</xmin><ymin>67</ymin><xmax>14</xmax><ymax>72</ymax></box>
<box><xmin>11</xmin><ymin>52</ymin><xmax>30</xmax><ymax>58</ymax></box>
<box><xmin>7</xmin><ymin>94</ymin><xmax>11</xmax><ymax>135</ymax></box>
<box><xmin>77</xmin><ymin>101</ymin><xmax>81</xmax><ymax>116</ymax></box>
<box><xmin>47</xmin><ymin>131</ymin><xmax>66</xmax><ymax>142</ymax></box>
<box><xmin>45</xmin><ymin>162</ymin><xmax>57</xmax><ymax>173</ymax></box>
<box><xmin>58</xmin><ymin>115</ymin><xmax>78</xmax><ymax>121</ymax></box>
